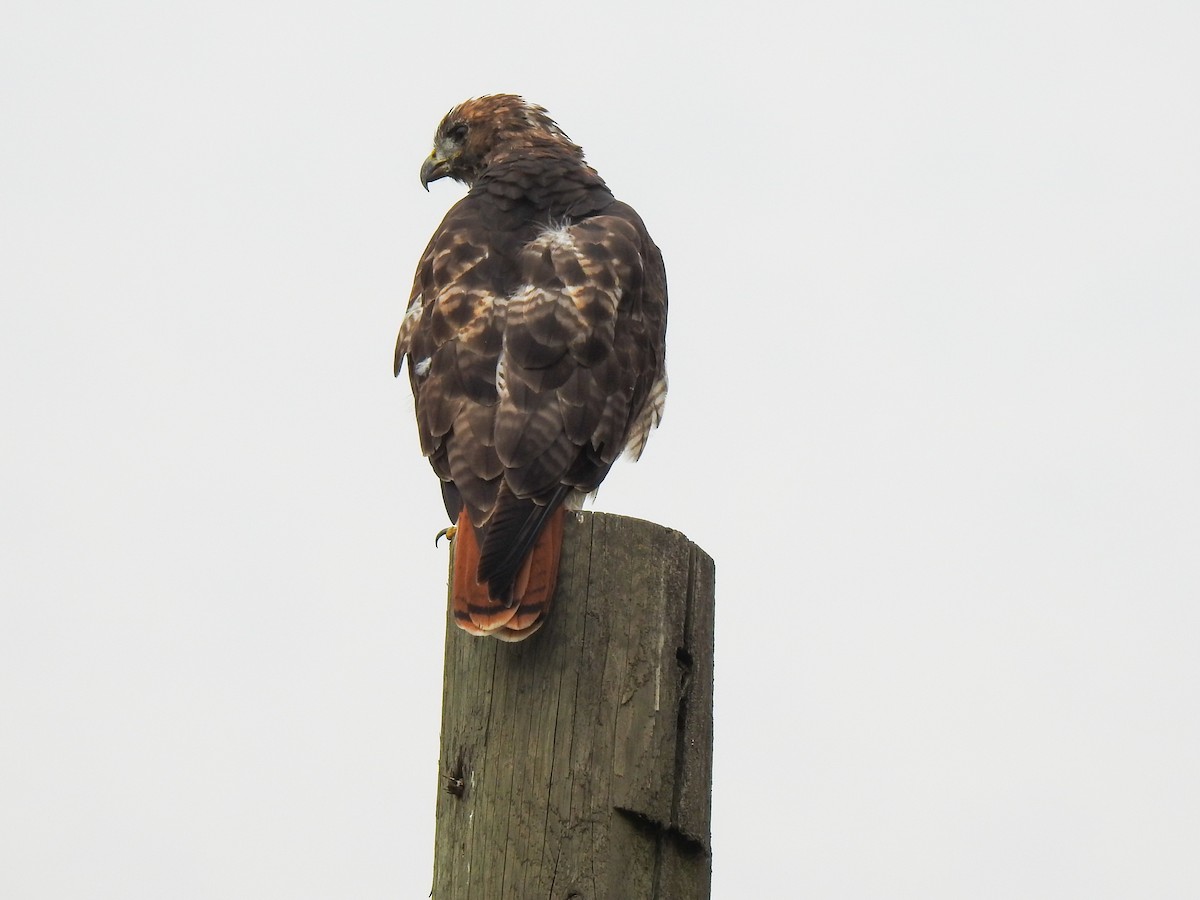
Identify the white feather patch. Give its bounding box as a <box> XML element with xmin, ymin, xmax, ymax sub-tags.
<box><xmin>535</xmin><ymin>223</ymin><xmax>577</xmax><ymax>251</ymax></box>
<box><xmin>495</xmin><ymin>352</ymin><xmax>508</xmax><ymax>399</ymax></box>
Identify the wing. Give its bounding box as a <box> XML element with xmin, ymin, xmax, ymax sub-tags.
<box><xmin>496</xmin><ymin>206</ymin><xmax>666</xmax><ymax>497</ymax></box>
<box><xmin>480</xmin><ymin>204</ymin><xmax>667</xmax><ymax>588</ymax></box>
<box><xmin>395</xmin><ymin>200</ymin><xmax>508</xmax><ymax>530</ymax></box>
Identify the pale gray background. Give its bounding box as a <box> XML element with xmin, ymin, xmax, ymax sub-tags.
<box><xmin>3</xmin><ymin>1</ymin><xmax>1198</xmax><ymax>897</ymax></box>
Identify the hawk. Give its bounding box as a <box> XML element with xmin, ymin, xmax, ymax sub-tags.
<box><xmin>395</xmin><ymin>95</ymin><xmax>668</xmax><ymax>641</ymax></box>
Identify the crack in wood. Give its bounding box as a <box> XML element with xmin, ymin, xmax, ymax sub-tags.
<box><xmin>612</xmin><ymin>805</ymin><xmax>707</xmax><ymax>856</ymax></box>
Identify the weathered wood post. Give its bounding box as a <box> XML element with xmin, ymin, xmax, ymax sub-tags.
<box><xmin>432</xmin><ymin>511</ymin><xmax>715</xmax><ymax>899</ymax></box>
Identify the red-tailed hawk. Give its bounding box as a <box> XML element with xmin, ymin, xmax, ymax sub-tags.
<box><xmin>395</xmin><ymin>95</ymin><xmax>667</xmax><ymax>641</ymax></box>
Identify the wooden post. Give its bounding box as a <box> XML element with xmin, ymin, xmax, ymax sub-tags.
<box><xmin>432</xmin><ymin>511</ymin><xmax>715</xmax><ymax>899</ymax></box>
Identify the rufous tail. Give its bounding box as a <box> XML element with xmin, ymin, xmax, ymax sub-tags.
<box><xmin>450</xmin><ymin>507</ymin><xmax>564</xmax><ymax>641</ymax></box>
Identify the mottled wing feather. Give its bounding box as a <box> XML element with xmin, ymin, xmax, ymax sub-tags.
<box><xmin>494</xmin><ymin>213</ymin><xmax>658</xmax><ymax>498</ymax></box>
<box><xmin>470</xmin><ymin>208</ymin><xmax>665</xmax><ymax>595</ymax></box>
<box><xmin>396</xmin><ymin>202</ymin><xmax>509</xmax><ymax>528</ymax></box>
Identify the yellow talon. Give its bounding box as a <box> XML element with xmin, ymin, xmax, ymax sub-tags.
<box><xmin>435</xmin><ymin>525</ymin><xmax>458</xmax><ymax>546</ymax></box>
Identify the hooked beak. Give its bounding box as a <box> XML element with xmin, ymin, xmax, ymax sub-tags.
<box><xmin>420</xmin><ymin>152</ymin><xmax>450</xmax><ymax>191</ymax></box>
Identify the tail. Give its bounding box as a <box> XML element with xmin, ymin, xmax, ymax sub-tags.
<box><xmin>449</xmin><ymin>506</ymin><xmax>564</xmax><ymax>641</ymax></box>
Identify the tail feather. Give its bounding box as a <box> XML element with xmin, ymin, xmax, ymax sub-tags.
<box><xmin>477</xmin><ymin>487</ymin><xmax>570</xmax><ymax>604</ymax></box>
<box><xmin>450</xmin><ymin>509</ymin><xmax>520</xmax><ymax>635</ymax></box>
<box><xmin>449</xmin><ymin>506</ymin><xmax>564</xmax><ymax>641</ymax></box>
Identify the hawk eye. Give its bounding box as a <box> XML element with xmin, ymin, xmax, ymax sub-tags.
<box><xmin>446</xmin><ymin>122</ymin><xmax>468</xmax><ymax>143</ymax></box>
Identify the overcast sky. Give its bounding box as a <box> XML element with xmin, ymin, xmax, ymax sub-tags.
<box><xmin>3</xmin><ymin>1</ymin><xmax>1198</xmax><ymax>897</ymax></box>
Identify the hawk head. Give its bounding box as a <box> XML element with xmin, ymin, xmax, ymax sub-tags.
<box><xmin>419</xmin><ymin>94</ymin><xmax>585</xmax><ymax>190</ymax></box>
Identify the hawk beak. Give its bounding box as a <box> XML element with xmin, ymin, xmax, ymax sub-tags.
<box><xmin>420</xmin><ymin>152</ymin><xmax>449</xmax><ymax>191</ymax></box>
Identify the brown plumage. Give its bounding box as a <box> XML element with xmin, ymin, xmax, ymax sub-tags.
<box><xmin>395</xmin><ymin>95</ymin><xmax>667</xmax><ymax>640</ymax></box>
